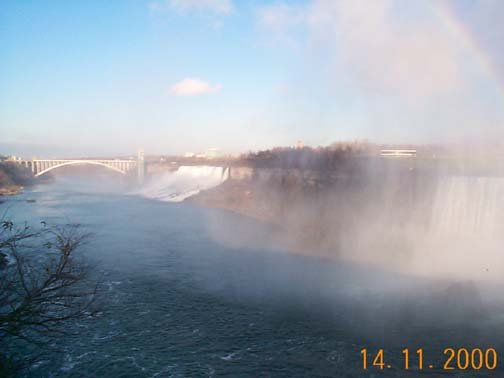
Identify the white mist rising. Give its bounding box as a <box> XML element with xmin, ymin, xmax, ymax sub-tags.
<box><xmin>406</xmin><ymin>175</ymin><xmax>504</xmax><ymax>281</ymax></box>
<box><xmin>325</xmin><ymin>173</ymin><xmax>504</xmax><ymax>282</ymax></box>
<box><xmin>197</xmin><ymin>161</ymin><xmax>504</xmax><ymax>286</ymax></box>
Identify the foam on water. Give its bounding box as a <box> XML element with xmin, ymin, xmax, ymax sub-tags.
<box><xmin>138</xmin><ymin>165</ymin><xmax>229</xmax><ymax>202</ymax></box>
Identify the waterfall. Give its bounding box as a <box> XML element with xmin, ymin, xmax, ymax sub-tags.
<box><xmin>346</xmin><ymin>173</ymin><xmax>504</xmax><ymax>279</ymax></box>
<box><xmin>139</xmin><ymin>166</ymin><xmax>229</xmax><ymax>202</ymax></box>
<box><xmin>402</xmin><ymin>175</ymin><xmax>504</xmax><ymax>280</ymax></box>
<box><xmin>430</xmin><ymin>176</ymin><xmax>504</xmax><ymax>238</ymax></box>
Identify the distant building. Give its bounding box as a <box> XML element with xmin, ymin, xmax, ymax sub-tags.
<box><xmin>184</xmin><ymin>152</ymin><xmax>195</xmax><ymax>158</ymax></box>
<box><xmin>206</xmin><ymin>148</ymin><xmax>220</xmax><ymax>159</ymax></box>
<box><xmin>6</xmin><ymin>155</ymin><xmax>22</xmax><ymax>162</ymax></box>
<box><xmin>380</xmin><ymin>149</ymin><xmax>416</xmax><ymax>157</ymax></box>
<box><xmin>296</xmin><ymin>140</ymin><xmax>304</xmax><ymax>149</ymax></box>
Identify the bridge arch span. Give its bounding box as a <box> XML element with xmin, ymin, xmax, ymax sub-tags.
<box><xmin>35</xmin><ymin>160</ymin><xmax>129</xmax><ymax>177</ymax></box>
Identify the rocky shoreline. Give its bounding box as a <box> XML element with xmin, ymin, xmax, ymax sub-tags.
<box><xmin>0</xmin><ymin>185</ymin><xmax>22</xmax><ymax>197</ymax></box>
<box><xmin>0</xmin><ymin>161</ymin><xmax>35</xmax><ymax>198</ymax></box>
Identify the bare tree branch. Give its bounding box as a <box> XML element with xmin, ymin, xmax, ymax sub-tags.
<box><xmin>0</xmin><ymin>219</ymin><xmax>100</xmax><ymax>375</ymax></box>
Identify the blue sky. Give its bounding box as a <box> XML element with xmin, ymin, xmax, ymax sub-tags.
<box><xmin>1</xmin><ymin>0</ymin><xmax>503</xmax><ymax>157</ymax></box>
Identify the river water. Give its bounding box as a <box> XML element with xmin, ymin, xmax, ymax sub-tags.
<box><xmin>3</xmin><ymin>176</ymin><xmax>504</xmax><ymax>377</ymax></box>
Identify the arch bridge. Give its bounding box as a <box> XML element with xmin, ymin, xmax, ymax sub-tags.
<box><xmin>18</xmin><ymin>154</ymin><xmax>145</xmax><ymax>183</ymax></box>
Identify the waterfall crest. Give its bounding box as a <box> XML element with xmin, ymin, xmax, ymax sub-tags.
<box><xmin>139</xmin><ymin>166</ymin><xmax>229</xmax><ymax>202</ymax></box>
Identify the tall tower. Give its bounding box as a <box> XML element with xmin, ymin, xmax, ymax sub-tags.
<box><xmin>137</xmin><ymin>149</ymin><xmax>145</xmax><ymax>184</ymax></box>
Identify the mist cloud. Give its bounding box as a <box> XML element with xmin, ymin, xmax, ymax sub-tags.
<box><xmin>256</xmin><ymin>0</ymin><xmax>504</xmax><ymax>142</ymax></box>
<box><xmin>259</xmin><ymin>0</ymin><xmax>467</xmax><ymax>100</ymax></box>
<box><xmin>171</xmin><ymin>78</ymin><xmax>223</xmax><ymax>97</ymax></box>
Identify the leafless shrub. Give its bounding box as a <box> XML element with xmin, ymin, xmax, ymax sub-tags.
<box><xmin>0</xmin><ymin>217</ymin><xmax>99</xmax><ymax>374</ymax></box>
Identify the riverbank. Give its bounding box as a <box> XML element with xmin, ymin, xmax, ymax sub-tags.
<box><xmin>0</xmin><ymin>162</ymin><xmax>34</xmax><ymax>196</ymax></box>
<box><xmin>0</xmin><ymin>185</ymin><xmax>23</xmax><ymax>196</ymax></box>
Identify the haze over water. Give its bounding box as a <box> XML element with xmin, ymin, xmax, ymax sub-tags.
<box><xmin>2</xmin><ymin>174</ymin><xmax>503</xmax><ymax>377</ymax></box>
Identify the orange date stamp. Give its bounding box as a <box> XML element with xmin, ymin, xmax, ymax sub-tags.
<box><xmin>361</xmin><ymin>347</ymin><xmax>498</xmax><ymax>371</ymax></box>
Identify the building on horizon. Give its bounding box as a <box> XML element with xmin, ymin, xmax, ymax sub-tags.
<box><xmin>205</xmin><ymin>148</ymin><xmax>221</xmax><ymax>159</ymax></box>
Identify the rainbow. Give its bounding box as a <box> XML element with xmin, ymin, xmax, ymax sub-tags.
<box><xmin>432</xmin><ymin>2</ymin><xmax>504</xmax><ymax>98</ymax></box>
